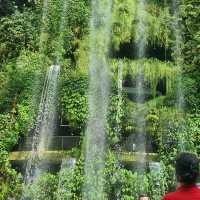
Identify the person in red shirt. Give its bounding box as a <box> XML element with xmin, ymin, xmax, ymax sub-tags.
<box><xmin>162</xmin><ymin>152</ymin><xmax>200</xmax><ymax>200</ymax></box>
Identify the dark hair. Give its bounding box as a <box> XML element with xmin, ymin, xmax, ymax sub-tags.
<box><xmin>175</xmin><ymin>152</ymin><xmax>199</xmax><ymax>185</ymax></box>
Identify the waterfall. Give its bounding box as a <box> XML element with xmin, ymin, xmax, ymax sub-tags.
<box><xmin>82</xmin><ymin>0</ymin><xmax>112</xmax><ymax>199</ymax></box>
<box><xmin>118</xmin><ymin>61</ymin><xmax>123</xmax><ymax>96</ymax></box>
<box><xmin>55</xmin><ymin>0</ymin><xmax>68</xmax><ymax>64</ymax></box>
<box><xmin>172</xmin><ymin>0</ymin><xmax>185</xmax><ymax>151</ymax></box>
<box><xmin>172</xmin><ymin>0</ymin><xmax>184</xmax><ymax>111</ymax></box>
<box><xmin>134</xmin><ymin>0</ymin><xmax>147</xmax><ymax>172</ymax></box>
<box><xmin>117</xmin><ymin>61</ymin><xmax>123</xmax><ymax>136</ymax></box>
<box><xmin>20</xmin><ymin>65</ymin><xmax>60</xmax><ymax>199</ymax></box>
<box><xmin>135</xmin><ymin>0</ymin><xmax>147</xmax><ymax>59</ymax></box>
<box><xmin>39</xmin><ymin>0</ymin><xmax>49</xmax><ymax>53</ymax></box>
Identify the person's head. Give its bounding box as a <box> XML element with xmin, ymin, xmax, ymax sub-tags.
<box><xmin>139</xmin><ymin>194</ymin><xmax>149</xmax><ymax>200</ymax></box>
<box><xmin>175</xmin><ymin>152</ymin><xmax>199</xmax><ymax>185</ymax></box>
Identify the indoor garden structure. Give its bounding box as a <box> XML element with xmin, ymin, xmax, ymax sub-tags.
<box><xmin>0</xmin><ymin>0</ymin><xmax>200</xmax><ymax>200</ymax></box>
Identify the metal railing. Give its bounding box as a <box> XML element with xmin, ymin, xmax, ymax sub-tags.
<box><xmin>13</xmin><ymin>136</ymin><xmax>81</xmax><ymax>151</ymax></box>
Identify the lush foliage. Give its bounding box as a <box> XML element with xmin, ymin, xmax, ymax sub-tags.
<box><xmin>60</xmin><ymin>66</ymin><xmax>88</xmax><ymax>132</ymax></box>
<box><xmin>0</xmin><ymin>9</ymin><xmax>40</xmax><ymax>65</ymax></box>
<box><xmin>23</xmin><ymin>173</ymin><xmax>58</xmax><ymax>200</ymax></box>
<box><xmin>112</xmin><ymin>0</ymin><xmax>173</xmax><ymax>50</ymax></box>
<box><xmin>0</xmin><ymin>0</ymin><xmax>200</xmax><ymax>199</ymax></box>
<box><xmin>0</xmin><ymin>51</ymin><xmax>47</xmax><ymax>198</ymax></box>
<box><xmin>181</xmin><ymin>0</ymin><xmax>200</xmax><ymax>110</ymax></box>
<box><xmin>0</xmin><ymin>151</ymin><xmax>22</xmax><ymax>200</ymax></box>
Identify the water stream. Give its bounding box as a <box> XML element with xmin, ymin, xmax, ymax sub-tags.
<box><xmin>172</xmin><ymin>0</ymin><xmax>186</xmax><ymax>151</ymax></box>
<box><xmin>117</xmin><ymin>61</ymin><xmax>123</xmax><ymax>137</ymax></box>
<box><xmin>55</xmin><ymin>0</ymin><xmax>68</xmax><ymax>63</ymax></box>
<box><xmin>21</xmin><ymin>65</ymin><xmax>60</xmax><ymax>199</ymax></box>
<box><xmin>82</xmin><ymin>0</ymin><xmax>112</xmax><ymax>199</ymax></box>
<box><xmin>39</xmin><ymin>0</ymin><xmax>49</xmax><ymax>53</ymax></box>
<box><xmin>134</xmin><ymin>0</ymin><xmax>147</xmax><ymax>173</ymax></box>
<box><xmin>172</xmin><ymin>0</ymin><xmax>184</xmax><ymax>111</ymax></box>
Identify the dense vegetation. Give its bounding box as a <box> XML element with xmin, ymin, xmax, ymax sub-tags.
<box><xmin>0</xmin><ymin>0</ymin><xmax>200</xmax><ymax>199</ymax></box>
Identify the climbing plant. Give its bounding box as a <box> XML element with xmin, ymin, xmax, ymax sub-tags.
<box><xmin>111</xmin><ymin>59</ymin><xmax>178</xmax><ymax>97</ymax></box>
<box><xmin>181</xmin><ymin>0</ymin><xmax>200</xmax><ymax>111</ymax></box>
<box><xmin>111</xmin><ymin>0</ymin><xmax>173</xmax><ymax>50</ymax></box>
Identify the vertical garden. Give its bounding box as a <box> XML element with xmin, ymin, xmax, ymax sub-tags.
<box><xmin>0</xmin><ymin>0</ymin><xmax>200</xmax><ymax>199</ymax></box>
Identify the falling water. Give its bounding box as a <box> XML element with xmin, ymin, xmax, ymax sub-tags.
<box><xmin>39</xmin><ymin>0</ymin><xmax>49</xmax><ymax>52</ymax></box>
<box><xmin>172</xmin><ymin>0</ymin><xmax>184</xmax><ymax>111</ymax></box>
<box><xmin>118</xmin><ymin>61</ymin><xmax>123</xmax><ymax>96</ymax></box>
<box><xmin>172</xmin><ymin>0</ymin><xmax>186</xmax><ymax>151</ymax></box>
<box><xmin>54</xmin><ymin>0</ymin><xmax>68</xmax><ymax>63</ymax></box>
<box><xmin>21</xmin><ymin>65</ymin><xmax>60</xmax><ymax>199</ymax></box>
<box><xmin>117</xmin><ymin>61</ymin><xmax>123</xmax><ymax>135</ymax></box>
<box><xmin>135</xmin><ymin>0</ymin><xmax>147</xmax><ymax>59</ymax></box>
<box><xmin>82</xmin><ymin>0</ymin><xmax>112</xmax><ymax>199</ymax></box>
<box><xmin>113</xmin><ymin>61</ymin><xmax>123</xmax><ymax>163</ymax></box>
<box><xmin>134</xmin><ymin>0</ymin><xmax>147</xmax><ymax>172</ymax></box>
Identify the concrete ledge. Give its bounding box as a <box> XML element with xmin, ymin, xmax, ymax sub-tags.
<box><xmin>9</xmin><ymin>151</ymin><xmax>71</xmax><ymax>161</ymax></box>
<box><xmin>9</xmin><ymin>151</ymin><xmax>158</xmax><ymax>162</ymax></box>
<box><xmin>119</xmin><ymin>152</ymin><xmax>158</xmax><ymax>163</ymax></box>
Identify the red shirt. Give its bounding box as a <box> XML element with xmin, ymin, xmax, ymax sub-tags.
<box><xmin>163</xmin><ymin>185</ymin><xmax>200</xmax><ymax>200</ymax></box>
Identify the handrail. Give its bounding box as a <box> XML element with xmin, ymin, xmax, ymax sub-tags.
<box><xmin>13</xmin><ymin>136</ymin><xmax>81</xmax><ymax>151</ymax></box>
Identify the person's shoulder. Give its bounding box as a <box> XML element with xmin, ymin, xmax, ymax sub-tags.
<box><xmin>194</xmin><ymin>186</ymin><xmax>200</xmax><ymax>194</ymax></box>
<box><xmin>162</xmin><ymin>192</ymin><xmax>177</xmax><ymax>200</ymax></box>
